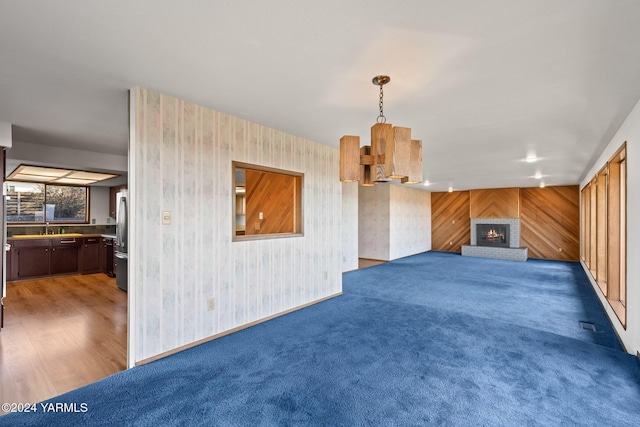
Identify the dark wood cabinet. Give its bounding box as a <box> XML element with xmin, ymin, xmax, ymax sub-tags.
<box><xmin>9</xmin><ymin>237</ymin><xmax>86</xmax><ymax>280</ymax></box>
<box><xmin>81</xmin><ymin>237</ymin><xmax>101</xmax><ymax>274</ymax></box>
<box><xmin>109</xmin><ymin>185</ymin><xmax>127</xmax><ymax>218</ymax></box>
<box><xmin>17</xmin><ymin>246</ymin><xmax>50</xmax><ymax>278</ymax></box>
<box><xmin>7</xmin><ymin>235</ymin><xmax>118</xmax><ymax>281</ymax></box>
<box><xmin>14</xmin><ymin>239</ymin><xmax>51</xmax><ymax>279</ymax></box>
<box><xmin>51</xmin><ymin>237</ymin><xmax>81</xmax><ymax>275</ymax></box>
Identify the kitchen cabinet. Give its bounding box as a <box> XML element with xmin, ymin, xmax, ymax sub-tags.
<box><xmin>8</xmin><ymin>236</ymin><xmax>89</xmax><ymax>280</ymax></box>
<box><xmin>81</xmin><ymin>237</ymin><xmax>101</xmax><ymax>274</ymax></box>
<box><xmin>50</xmin><ymin>238</ymin><xmax>80</xmax><ymax>275</ymax></box>
<box><xmin>13</xmin><ymin>239</ymin><xmax>52</xmax><ymax>279</ymax></box>
<box><xmin>109</xmin><ymin>185</ymin><xmax>127</xmax><ymax>217</ymax></box>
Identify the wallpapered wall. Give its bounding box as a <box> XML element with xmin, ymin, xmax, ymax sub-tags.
<box><xmin>358</xmin><ymin>184</ymin><xmax>431</xmax><ymax>261</ymax></box>
<box><xmin>359</xmin><ymin>184</ymin><xmax>391</xmax><ymax>260</ymax></box>
<box><xmin>131</xmin><ymin>87</ymin><xmax>342</xmax><ymax>362</ymax></box>
<box><xmin>341</xmin><ymin>182</ymin><xmax>359</xmax><ymax>272</ymax></box>
<box><xmin>389</xmin><ymin>185</ymin><xmax>431</xmax><ymax>260</ymax></box>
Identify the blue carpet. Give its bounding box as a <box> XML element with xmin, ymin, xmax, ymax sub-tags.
<box><xmin>2</xmin><ymin>252</ymin><xmax>639</xmax><ymax>426</ymax></box>
<box><xmin>344</xmin><ymin>251</ymin><xmax>622</xmax><ymax>350</ymax></box>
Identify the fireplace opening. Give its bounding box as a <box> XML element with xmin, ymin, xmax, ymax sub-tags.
<box><xmin>477</xmin><ymin>224</ymin><xmax>510</xmax><ymax>248</ymax></box>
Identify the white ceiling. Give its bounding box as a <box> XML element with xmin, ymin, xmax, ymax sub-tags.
<box><xmin>1</xmin><ymin>0</ymin><xmax>640</xmax><ymax>192</ymax></box>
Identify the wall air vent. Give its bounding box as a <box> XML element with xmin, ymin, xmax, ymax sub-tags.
<box><xmin>579</xmin><ymin>321</ymin><xmax>596</xmax><ymax>332</ymax></box>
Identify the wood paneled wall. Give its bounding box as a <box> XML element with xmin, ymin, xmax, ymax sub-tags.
<box><xmin>245</xmin><ymin>169</ymin><xmax>296</xmax><ymax>235</ymax></box>
<box><xmin>431</xmin><ymin>186</ymin><xmax>579</xmax><ymax>260</ymax></box>
<box><xmin>470</xmin><ymin>188</ymin><xmax>519</xmax><ymax>218</ymax></box>
<box><xmin>431</xmin><ymin>191</ymin><xmax>470</xmax><ymax>252</ymax></box>
<box><xmin>519</xmin><ymin>186</ymin><xmax>579</xmax><ymax>261</ymax></box>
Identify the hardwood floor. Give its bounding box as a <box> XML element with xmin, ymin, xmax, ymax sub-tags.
<box><xmin>0</xmin><ymin>274</ymin><xmax>127</xmax><ymax>409</ymax></box>
<box><xmin>358</xmin><ymin>258</ymin><xmax>387</xmax><ymax>269</ymax></box>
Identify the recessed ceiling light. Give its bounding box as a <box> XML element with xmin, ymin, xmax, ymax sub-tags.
<box><xmin>540</xmin><ymin>182</ymin><xmax>545</xmax><ymax>188</ymax></box>
<box><xmin>448</xmin><ymin>186</ymin><xmax>453</xmax><ymax>192</ymax></box>
<box><xmin>534</xmin><ymin>171</ymin><xmax>542</xmax><ymax>179</ymax></box>
<box><xmin>525</xmin><ymin>155</ymin><xmax>538</xmax><ymax>163</ymax></box>
<box><xmin>423</xmin><ymin>180</ymin><xmax>431</xmax><ymax>186</ymax></box>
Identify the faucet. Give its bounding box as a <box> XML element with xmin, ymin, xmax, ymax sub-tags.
<box><xmin>45</xmin><ymin>222</ymin><xmax>50</xmax><ymax>235</ymax></box>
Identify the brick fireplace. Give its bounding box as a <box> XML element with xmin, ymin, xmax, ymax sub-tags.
<box><xmin>462</xmin><ymin>218</ymin><xmax>528</xmax><ymax>261</ymax></box>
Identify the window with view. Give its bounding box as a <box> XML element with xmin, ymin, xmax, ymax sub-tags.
<box><xmin>6</xmin><ymin>181</ymin><xmax>89</xmax><ymax>223</ymax></box>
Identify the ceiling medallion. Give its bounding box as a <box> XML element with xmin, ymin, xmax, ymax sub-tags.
<box><xmin>340</xmin><ymin>75</ymin><xmax>422</xmax><ymax>186</ymax></box>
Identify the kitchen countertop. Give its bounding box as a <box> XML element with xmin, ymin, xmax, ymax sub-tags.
<box><xmin>8</xmin><ymin>233</ymin><xmax>115</xmax><ymax>240</ymax></box>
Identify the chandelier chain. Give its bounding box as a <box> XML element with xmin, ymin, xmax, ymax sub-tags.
<box><xmin>377</xmin><ymin>84</ymin><xmax>386</xmax><ymax>124</ymax></box>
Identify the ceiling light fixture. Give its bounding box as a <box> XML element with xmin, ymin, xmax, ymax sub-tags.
<box><xmin>525</xmin><ymin>155</ymin><xmax>538</xmax><ymax>163</ymax></box>
<box><xmin>340</xmin><ymin>75</ymin><xmax>422</xmax><ymax>186</ymax></box>
<box><xmin>534</xmin><ymin>171</ymin><xmax>542</xmax><ymax>179</ymax></box>
<box><xmin>7</xmin><ymin>164</ymin><xmax>119</xmax><ymax>185</ymax></box>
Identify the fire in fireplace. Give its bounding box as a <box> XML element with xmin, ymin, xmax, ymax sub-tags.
<box><xmin>477</xmin><ymin>224</ymin><xmax>510</xmax><ymax>248</ymax></box>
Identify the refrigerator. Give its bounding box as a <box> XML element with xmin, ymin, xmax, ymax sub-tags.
<box><xmin>1</xmin><ymin>181</ymin><xmax>7</xmax><ymax>329</ymax></box>
<box><xmin>115</xmin><ymin>190</ymin><xmax>128</xmax><ymax>292</ymax></box>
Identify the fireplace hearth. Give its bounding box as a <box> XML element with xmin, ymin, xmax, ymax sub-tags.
<box><xmin>476</xmin><ymin>224</ymin><xmax>509</xmax><ymax>248</ymax></box>
<box><xmin>463</xmin><ymin>218</ymin><xmax>527</xmax><ymax>261</ymax></box>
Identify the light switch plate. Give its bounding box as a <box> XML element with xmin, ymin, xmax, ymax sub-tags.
<box><xmin>162</xmin><ymin>210</ymin><xmax>171</xmax><ymax>225</ymax></box>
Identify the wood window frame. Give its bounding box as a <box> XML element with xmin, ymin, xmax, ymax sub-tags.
<box><xmin>6</xmin><ymin>181</ymin><xmax>91</xmax><ymax>225</ymax></box>
<box><xmin>595</xmin><ymin>166</ymin><xmax>607</xmax><ymax>294</ymax></box>
<box><xmin>580</xmin><ymin>142</ymin><xmax>626</xmax><ymax>328</ymax></box>
<box><xmin>580</xmin><ymin>183</ymin><xmax>590</xmax><ymax>266</ymax></box>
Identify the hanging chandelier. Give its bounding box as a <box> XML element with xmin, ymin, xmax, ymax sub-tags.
<box><xmin>340</xmin><ymin>75</ymin><xmax>422</xmax><ymax>186</ymax></box>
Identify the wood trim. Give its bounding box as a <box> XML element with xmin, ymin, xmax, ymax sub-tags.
<box><xmin>136</xmin><ymin>292</ymin><xmax>343</xmax><ymax>366</ymax></box>
<box><xmin>595</xmin><ymin>167</ymin><xmax>607</xmax><ymax>288</ymax></box>
<box><xmin>589</xmin><ymin>178</ymin><xmax>597</xmax><ymax>270</ymax></box>
<box><xmin>607</xmin><ymin>161</ymin><xmax>621</xmax><ymax>301</ymax></box>
<box><xmin>233</xmin><ymin>161</ymin><xmax>303</xmax><ymax>177</ymax></box>
<box><xmin>607</xmin><ymin>143</ymin><xmax>627</xmax><ymax>327</ymax></box>
<box><xmin>580</xmin><ymin>183</ymin><xmax>591</xmax><ymax>266</ymax></box>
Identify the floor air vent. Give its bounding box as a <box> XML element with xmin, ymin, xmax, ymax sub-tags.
<box><xmin>579</xmin><ymin>321</ymin><xmax>596</xmax><ymax>332</ymax></box>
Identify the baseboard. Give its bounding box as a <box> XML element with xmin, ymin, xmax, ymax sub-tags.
<box><xmin>136</xmin><ymin>291</ymin><xmax>343</xmax><ymax>366</ymax></box>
